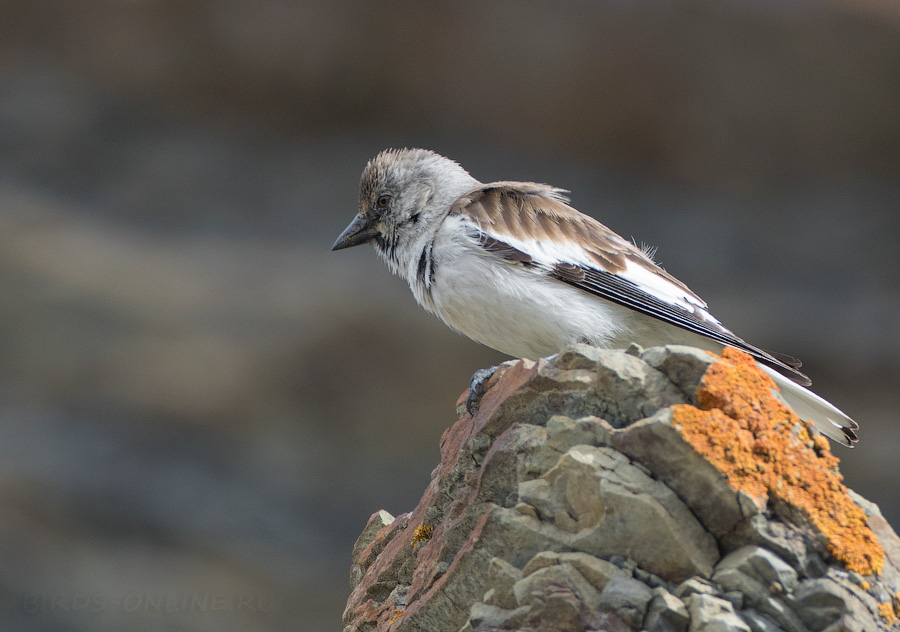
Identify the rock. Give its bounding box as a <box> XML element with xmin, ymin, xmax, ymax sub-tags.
<box><xmin>711</xmin><ymin>547</ymin><xmax>809</xmax><ymax>632</ymax></box>
<box><xmin>641</xmin><ymin>345</ymin><xmax>718</xmax><ymax>403</ymax></box>
<box><xmin>721</xmin><ymin>514</ymin><xmax>827</xmax><ymax>579</ymax></box>
<box><xmin>352</xmin><ymin>510</ymin><xmax>395</xmax><ymax>565</ymax></box>
<box><xmin>756</xmin><ymin>596</ymin><xmax>806</xmax><ymax>632</ymax></box>
<box><xmin>793</xmin><ymin>578</ymin><xmax>851</xmax><ymax>630</ymax></box>
<box><xmin>518</xmin><ymin>444</ymin><xmax>718</xmax><ymax>580</ymax></box>
<box><xmin>676</xmin><ymin>578</ymin><xmax>721</xmax><ymax>599</ymax></box>
<box><xmin>646</xmin><ymin>588</ymin><xmax>691</xmax><ymax>632</ymax></box>
<box><xmin>597</xmin><ymin>574</ymin><xmax>654</xmax><ymax>628</ymax></box>
<box><xmin>714</xmin><ymin>546</ymin><xmax>798</xmax><ymax>594</ymax></box>
<box><xmin>608</xmin><ymin>408</ymin><xmax>748</xmax><ymax>536</ymax></box>
<box><xmin>847</xmin><ymin>489</ymin><xmax>900</xmax><ymax>588</ymax></box>
<box><xmin>545</xmin><ymin>414</ymin><xmax>606</xmax><ymax>453</ymax></box>
<box><xmin>636</xmin><ymin>566</ymin><xmax>666</xmax><ymax>588</ymax></box>
<box><xmin>688</xmin><ymin>594</ymin><xmax>752</xmax><ymax>632</ymax></box>
<box><xmin>521</xmin><ymin>593</ymin><xmax>584</xmax><ymax>632</ymax></box>
<box><xmin>467</xmin><ymin>602</ymin><xmax>528</xmax><ymax>629</ymax></box>
<box><xmin>343</xmin><ymin>345</ymin><xmax>900</xmax><ymax>632</ymax></box>
<box><xmin>487</xmin><ymin>344</ymin><xmax>686</xmax><ymax>433</ymax></box>
<box><xmin>350</xmin><ymin>509</ymin><xmax>396</xmax><ymax>589</ymax></box>
<box><xmin>521</xmin><ymin>551</ymin><xmax>626</xmax><ymax>592</ymax></box>
<box><xmin>722</xmin><ymin>591</ymin><xmax>744</xmax><ymax>610</ymax></box>
<box><xmin>739</xmin><ymin>609</ymin><xmax>784</xmax><ymax>632</ymax></box>
<box><xmin>513</xmin><ymin>562</ymin><xmax>602</xmax><ymax>609</ymax></box>
<box><xmin>484</xmin><ymin>557</ymin><xmax>521</xmax><ymax>609</ymax></box>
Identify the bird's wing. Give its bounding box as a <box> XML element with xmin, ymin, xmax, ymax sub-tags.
<box><xmin>451</xmin><ymin>182</ymin><xmax>812</xmax><ymax>385</ymax></box>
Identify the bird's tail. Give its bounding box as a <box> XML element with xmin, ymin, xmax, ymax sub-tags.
<box><xmin>760</xmin><ymin>365</ymin><xmax>859</xmax><ymax>447</ymax></box>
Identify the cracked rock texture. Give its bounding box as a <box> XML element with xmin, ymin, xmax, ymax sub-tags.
<box><xmin>343</xmin><ymin>345</ymin><xmax>900</xmax><ymax>632</ymax></box>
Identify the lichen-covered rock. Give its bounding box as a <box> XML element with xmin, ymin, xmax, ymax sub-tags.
<box><xmin>343</xmin><ymin>345</ymin><xmax>900</xmax><ymax>632</ymax></box>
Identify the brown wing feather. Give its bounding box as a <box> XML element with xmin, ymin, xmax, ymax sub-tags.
<box><xmin>453</xmin><ymin>182</ymin><xmax>699</xmax><ymax>293</ymax></box>
<box><xmin>451</xmin><ymin>183</ymin><xmax>812</xmax><ymax>386</ymax></box>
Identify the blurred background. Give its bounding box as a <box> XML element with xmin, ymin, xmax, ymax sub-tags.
<box><xmin>1</xmin><ymin>1</ymin><xmax>898</xmax><ymax>630</ymax></box>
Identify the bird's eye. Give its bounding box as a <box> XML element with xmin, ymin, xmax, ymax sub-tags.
<box><xmin>376</xmin><ymin>194</ymin><xmax>391</xmax><ymax>209</ymax></box>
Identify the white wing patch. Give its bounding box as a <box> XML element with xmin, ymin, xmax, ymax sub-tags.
<box><xmin>468</xmin><ymin>218</ymin><xmax>725</xmax><ymax>331</ymax></box>
<box><xmin>476</xmin><ymin>226</ymin><xmax>598</xmax><ymax>268</ymax></box>
<box><xmin>619</xmin><ymin>260</ymin><xmax>724</xmax><ymax>328</ymax></box>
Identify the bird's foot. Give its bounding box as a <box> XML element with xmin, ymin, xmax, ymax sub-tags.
<box><xmin>466</xmin><ymin>365</ymin><xmax>498</xmax><ymax>415</ymax></box>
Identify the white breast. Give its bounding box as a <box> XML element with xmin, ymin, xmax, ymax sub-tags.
<box><xmin>418</xmin><ymin>216</ymin><xmax>713</xmax><ymax>359</ymax></box>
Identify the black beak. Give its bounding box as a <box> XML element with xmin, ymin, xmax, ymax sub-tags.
<box><xmin>332</xmin><ymin>214</ymin><xmax>378</xmax><ymax>251</ymax></box>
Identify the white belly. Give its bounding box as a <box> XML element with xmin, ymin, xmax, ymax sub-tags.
<box><xmin>428</xmin><ymin>244</ymin><xmax>714</xmax><ymax>360</ymax></box>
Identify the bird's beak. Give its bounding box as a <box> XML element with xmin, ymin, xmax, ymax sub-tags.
<box><xmin>332</xmin><ymin>214</ymin><xmax>378</xmax><ymax>251</ymax></box>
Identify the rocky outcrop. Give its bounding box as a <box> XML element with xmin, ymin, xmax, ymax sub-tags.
<box><xmin>343</xmin><ymin>345</ymin><xmax>900</xmax><ymax>632</ymax></box>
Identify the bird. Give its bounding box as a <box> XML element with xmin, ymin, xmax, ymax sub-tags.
<box><xmin>332</xmin><ymin>148</ymin><xmax>858</xmax><ymax>446</ymax></box>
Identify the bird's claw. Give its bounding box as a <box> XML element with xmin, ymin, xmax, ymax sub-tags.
<box><xmin>466</xmin><ymin>365</ymin><xmax>498</xmax><ymax>415</ymax></box>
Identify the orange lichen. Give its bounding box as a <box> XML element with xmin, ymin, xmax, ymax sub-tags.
<box><xmin>410</xmin><ymin>524</ymin><xmax>434</xmax><ymax>546</ymax></box>
<box><xmin>879</xmin><ymin>601</ymin><xmax>897</xmax><ymax>626</ymax></box>
<box><xmin>387</xmin><ymin>609</ymin><xmax>404</xmax><ymax>625</ymax></box>
<box><xmin>671</xmin><ymin>347</ymin><xmax>884</xmax><ymax>576</ymax></box>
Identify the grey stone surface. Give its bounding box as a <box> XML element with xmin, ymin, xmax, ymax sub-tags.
<box><xmin>711</xmin><ymin>566</ymin><xmax>769</xmax><ymax>604</ymax></box>
<box><xmin>712</xmin><ymin>547</ymin><xmax>806</xmax><ymax>631</ymax></box>
<box><xmin>714</xmin><ymin>546</ymin><xmax>798</xmax><ymax>593</ymax></box>
<box><xmin>722</xmin><ymin>515</ymin><xmax>827</xmax><ymax>579</ymax></box>
<box><xmin>597</xmin><ymin>574</ymin><xmax>654</xmax><ymax>628</ymax></box>
<box><xmin>488</xmin><ymin>344</ymin><xmax>687</xmax><ymax>434</ymax></box>
<box><xmin>740</xmin><ymin>609</ymin><xmax>786</xmax><ymax>632</ymax></box>
<box><xmin>513</xmin><ymin>562</ymin><xmax>603</xmax><ymax>610</ymax></box>
<box><xmin>677</xmin><ymin>578</ymin><xmax>722</xmax><ymax>599</ymax></box>
<box><xmin>688</xmin><ymin>594</ymin><xmax>752</xmax><ymax>632</ymax></box>
<box><xmin>467</xmin><ymin>602</ymin><xmax>527</xmax><ymax>629</ymax></box>
<box><xmin>722</xmin><ymin>591</ymin><xmax>745</xmax><ymax>610</ymax></box>
<box><xmin>519</xmin><ymin>444</ymin><xmax>719</xmax><ymax>580</ymax></box>
<box><xmin>646</xmin><ymin>588</ymin><xmax>691</xmax><ymax>632</ymax></box>
<box><xmin>521</xmin><ymin>550</ymin><xmax>626</xmax><ymax>591</ymax></box>
<box><xmin>641</xmin><ymin>345</ymin><xmax>718</xmax><ymax>404</ymax></box>
<box><xmin>352</xmin><ymin>510</ymin><xmax>395</xmax><ymax>566</ymax></box>
<box><xmin>756</xmin><ymin>596</ymin><xmax>806</xmax><ymax>632</ymax></box>
<box><xmin>343</xmin><ymin>346</ymin><xmax>900</xmax><ymax>632</ymax></box>
<box><xmin>545</xmin><ymin>414</ymin><xmax>606</xmax><ymax>453</ymax></box>
<box><xmin>847</xmin><ymin>489</ymin><xmax>900</xmax><ymax>590</ymax></box>
<box><xmin>484</xmin><ymin>557</ymin><xmax>521</xmax><ymax>610</ymax></box>
<box><xmin>608</xmin><ymin>408</ymin><xmax>748</xmax><ymax>536</ymax></box>
<box><xmin>793</xmin><ymin>578</ymin><xmax>851</xmax><ymax>631</ymax></box>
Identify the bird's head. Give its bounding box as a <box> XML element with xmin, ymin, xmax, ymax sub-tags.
<box><xmin>332</xmin><ymin>149</ymin><xmax>479</xmax><ymax>267</ymax></box>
